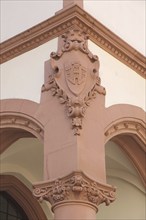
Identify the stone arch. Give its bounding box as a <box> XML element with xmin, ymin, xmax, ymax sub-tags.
<box><xmin>0</xmin><ymin>174</ymin><xmax>47</xmax><ymax>220</ymax></box>
<box><xmin>104</xmin><ymin>104</ymin><xmax>146</xmax><ymax>187</ymax></box>
<box><xmin>0</xmin><ymin>99</ymin><xmax>44</xmax><ymax>154</ymax></box>
<box><xmin>104</xmin><ymin>117</ymin><xmax>145</xmax><ymax>147</ymax></box>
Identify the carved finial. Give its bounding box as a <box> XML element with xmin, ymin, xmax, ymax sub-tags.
<box><xmin>62</xmin><ymin>29</ymin><xmax>88</xmax><ymax>43</ymax></box>
<box><xmin>63</xmin><ymin>0</ymin><xmax>83</xmax><ymax>9</ymax></box>
<box><xmin>51</xmin><ymin>29</ymin><xmax>98</xmax><ymax>62</ymax></box>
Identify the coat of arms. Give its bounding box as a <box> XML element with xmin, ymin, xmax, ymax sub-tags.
<box><xmin>65</xmin><ymin>63</ymin><xmax>87</xmax><ymax>95</ymax></box>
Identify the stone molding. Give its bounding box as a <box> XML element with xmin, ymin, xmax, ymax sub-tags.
<box><xmin>0</xmin><ymin>5</ymin><xmax>145</xmax><ymax>78</ymax></box>
<box><xmin>0</xmin><ymin>175</ymin><xmax>48</xmax><ymax>220</ymax></box>
<box><xmin>104</xmin><ymin>106</ymin><xmax>146</xmax><ymax>187</ymax></box>
<box><xmin>42</xmin><ymin>29</ymin><xmax>106</xmax><ymax>135</ymax></box>
<box><xmin>0</xmin><ymin>113</ymin><xmax>44</xmax><ymax>142</ymax></box>
<box><xmin>33</xmin><ymin>171</ymin><xmax>116</xmax><ymax>212</ymax></box>
<box><xmin>104</xmin><ymin>118</ymin><xmax>146</xmax><ymax>151</ymax></box>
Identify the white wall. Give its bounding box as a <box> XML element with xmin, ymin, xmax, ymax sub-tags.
<box><xmin>89</xmin><ymin>41</ymin><xmax>145</xmax><ymax>110</ymax></box>
<box><xmin>1</xmin><ymin>0</ymin><xmax>63</xmax><ymax>42</ymax></box>
<box><xmin>1</xmin><ymin>39</ymin><xmax>145</xmax><ymax>111</ymax></box>
<box><xmin>1</xmin><ymin>0</ymin><xmax>145</xmax><ymax>55</ymax></box>
<box><xmin>85</xmin><ymin>0</ymin><xmax>145</xmax><ymax>55</ymax></box>
<box><xmin>0</xmin><ymin>39</ymin><xmax>58</xmax><ymax>103</ymax></box>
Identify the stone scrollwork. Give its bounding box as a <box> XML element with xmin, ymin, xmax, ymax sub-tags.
<box><xmin>105</xmin><ymin>119</ymin><xmax>146</xmax><ymax>147</ymax></box>
<box><xmin>42</xmin><ymin>73</ymin><xmax>105</xmax><ymax>135</ymax></box>
<box><xmin>33</xmin><ymin>171</ymin><xmax>116</xmax><ymax>212</ymax></box>
<box><xmin>50</xmin><ymin>29</ymin><xmax>98</xmax><ymax>62</ymax></box>
<box><xmin>42</xmin><ymin>29</ymin><xmax>106</xmax><ymax>135</ymax></box>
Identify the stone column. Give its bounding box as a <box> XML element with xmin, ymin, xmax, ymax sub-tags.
<box><xmin>33</xmin><ymin>29</ymin><xmax>115</xmax><ymax>219</ymax></box>
<box><xmin>33</xmin><ymin>172</ymin><xmax>115</xmax><ymax>219</ymax></box>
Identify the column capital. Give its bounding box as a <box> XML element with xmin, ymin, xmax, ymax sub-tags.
<box><xmin>33</xmin><ymin>171</ymin><xmax>116</xmax><ymax>212</ymax></box>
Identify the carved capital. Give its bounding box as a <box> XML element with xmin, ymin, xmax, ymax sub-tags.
<box><xmin>33</xmin><ymin>171</ymin><xmax>116</xmax><ymax>212</ymax></box>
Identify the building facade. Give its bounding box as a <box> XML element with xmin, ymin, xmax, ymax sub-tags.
<box><xmin>0</xmin><ymin>1</ymin><xmax>145</xmax><ymax>219</ymax></box>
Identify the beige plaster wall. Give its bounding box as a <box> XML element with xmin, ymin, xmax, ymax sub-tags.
<box><xmin>1</xmin><ymin>138</ymin><xmax>145</xmax><ymax>219</ymax></box>
<box><xmin>97</xmin><ymin>141</ymin><xmax>145</xmax><ymax>220</ymax></box>
<box><xmin>0</xmin><ymin>138</ymin><xmax>43</xmax><ymax>182</ymax></box>
<box><xmin>97</xmin><ymin>177</ymin><xmax>145</xmax><ymax>220</ymax></box>
<box><xmin>0</xmin><ymin>138</ymin><xmax>53</xmax><ymax>219</ymax></box>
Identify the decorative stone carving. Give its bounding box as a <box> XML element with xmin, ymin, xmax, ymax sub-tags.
<box><xmin>65</xmin><ymin>63</ymin><xmax>87</xmax><ymax>95</ymax></box>
<box><xmin>42</xmin><ymin>29</ymin><xmax>106</xmax><ymax>135</ymax></box>
<box><xmin>0</xmin><ymin>113</ymin><xmax>44</xmax><ymax>140</ymax></box>
<box><xmin>33</xmin><ymin>171</ymin><xmax>116</xmax><ymax>212</ymax></box>
<box><xmin>50</xmin><ymin>29</ymin><xmax>98</xmax><ymax>62</ymax></box>
<box><xmin>105</xmin><ymin>119</ymin><xmax>146</xmax><ymax>148</ymax></box>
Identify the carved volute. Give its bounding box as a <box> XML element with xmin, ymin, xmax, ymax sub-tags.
<box><xmin>33</xmin><ymin>171</ymin><xmax>116</xmax><ymax>213</ymax></box>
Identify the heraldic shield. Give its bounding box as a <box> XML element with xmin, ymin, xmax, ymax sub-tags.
<box><xmin>65</xmin><ymin>62</ymin><xmax>87</xmax><ymax>95</ymax></box>
<box><xmin>41</xmin><ymin>30</ymin><xmax>105</xmax><ymax>134</ymax></box>
<box><xmin>47</xmin><ymin>29</ymin><xmax>100</xmax><ymax>98</ymax></box>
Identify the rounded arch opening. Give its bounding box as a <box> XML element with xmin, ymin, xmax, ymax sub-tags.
<box><xmin>0</xmin><ymin>112</ymin><xmax>44</xmax><ymax>154</ymax></box>
<box><xmin>0</xmin><ymin>191</ymin><xmax>29</xmax><ymax>220</ymax></box>
<box><xmin>104</xmin><ymin>105</ymin><xmax>146</xmax><ymax>188</ymax></box>
<box><xmin>104</xmin><ymin>119</ymin><xmax>145</xmax><ymax>187</ymax></box>
<box><xmin>0</xmin><ymin>103</ymin><xmax>50</xmax><ymax>218</ymax></box>
<box><xmin>101</xmin><ymin>140</ymin><xmax>146</xmax><ymax>220</ymax></box>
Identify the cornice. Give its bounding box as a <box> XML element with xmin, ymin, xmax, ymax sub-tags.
<box><xmin>0</xmin><ymin>5</ymin><xmax>145</xmax><ymax>78</ymax></box>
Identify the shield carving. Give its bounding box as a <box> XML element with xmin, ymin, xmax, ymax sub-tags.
<box><xmin>65</xmin><ymin>63</ymin><xmax>87</xmax><ymax>95</ymax></box>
